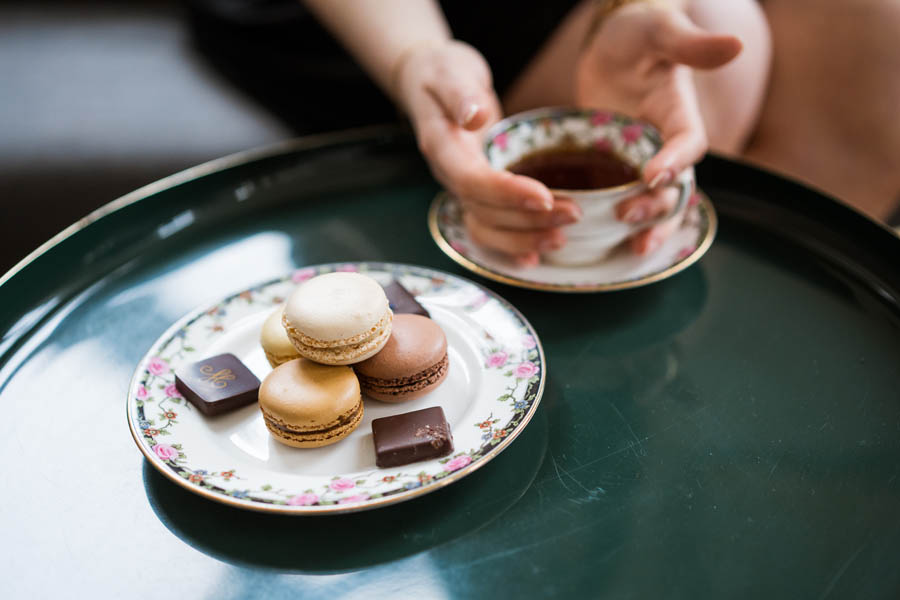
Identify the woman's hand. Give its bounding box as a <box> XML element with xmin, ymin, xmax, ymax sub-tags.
<box><xmin>395</xmin><ymin>41</ymin><xmax>581</xmax><ymax>267</ymax></box>
<box><xmin>576</xmin><ymin>2</ymin><xmax>741</xmax><ymax>254</ymax></box>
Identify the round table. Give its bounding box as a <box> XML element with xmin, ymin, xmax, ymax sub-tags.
<box><xmin>2</xmin><ymin>127</ymin><xmax>899</xmax><ymax>599</ymax></box>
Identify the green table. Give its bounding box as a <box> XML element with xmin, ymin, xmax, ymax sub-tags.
<box><xmin>2</xmin><ymin>127</ymin><xmax>899</xmax><ymax>598</ymax></box>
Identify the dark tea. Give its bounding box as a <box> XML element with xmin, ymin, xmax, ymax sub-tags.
<box><xmin>507</xmin><ymin>145</ymin><xmax>638</xmax><ymax>190</ymax></box>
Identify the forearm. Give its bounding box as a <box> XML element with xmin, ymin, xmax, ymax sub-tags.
<box><xmin>302</xmin><ymin>0</ymin><xmax>451</xmax><ymax>102</ymax></box>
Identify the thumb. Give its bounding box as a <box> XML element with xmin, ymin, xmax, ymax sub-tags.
<box><xmin>655</xmin><ymin>11</ymin><xmax>742</xmax><ymax>69</ymax></box>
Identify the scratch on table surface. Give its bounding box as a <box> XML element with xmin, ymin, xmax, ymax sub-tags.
<box><xmin>533</xmin><ymin>405</ymin><xmax>707</xmax><ymax>488</ymax></box>
<box><xmin>818</xmin><ymin>539</ymin><xmax>868</xmax><ymax>600</ymax></box>
<box><xmin>767</xmin><ymin>453</ymin><xmax>783</xmax><ymax>480</ymax></box>
<box><xmin>608</xmin><ymin>401</ymin><xmax>646</xmax><ymax>458</ymax></box>
<box><xmin>551</xmin><ymin>455</ymin><xmax>575</xmax><ymax>494</ymax></box>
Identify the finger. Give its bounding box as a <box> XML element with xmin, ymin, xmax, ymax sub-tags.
<box><xmin>628</xmin><ymin>212</ymin><xmax>683</xmax><ymax>256</ymax></box>
<box><xmin>418</xmin><ymin>118</ymin><xmax>555</xmax><ymax>211</ymax></box>
<box><xmin>615</xmin><ymin>187</ymin><xmax>678</xmax><ymax>223</ymax></box>
<box><xmin>641</xmin><ymin>71</ymin><xmax>707</xmax><ymax>186</ymax></box>
<box><xmin>463</xmin><ymin>197</ymin><xmax>582</xmax><ymax>230</ymax></box>
<box><xmin>655</xmin><ymin>11</ymin><xmax>742</xmax><ymax>69</ymax></box>
<box><xmin>464</xmin><ymin>212</ymin><xmax>567</xmax><ymax>256</ymax></box>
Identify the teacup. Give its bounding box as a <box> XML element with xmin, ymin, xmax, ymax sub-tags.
<box><xmin>484</xmin><ymin>107</ymin><xmax>692</xmax><ymax>266</ymax></box>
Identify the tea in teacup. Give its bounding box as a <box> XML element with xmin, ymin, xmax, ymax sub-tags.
<box><xmin>507</xmin><ymin>144</ymin><xmax>639</xmax><ymax>191</ymax></box>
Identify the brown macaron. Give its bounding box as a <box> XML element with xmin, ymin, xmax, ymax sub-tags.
<box><xmin>354</xmin><ymin>314</ymin><xmax>449</xmax><ymax>402</ymax></box>
<box><xmin>258</xmin><ymin>358</ymin><xmax>363</xmax><ymax>448</ymax></box>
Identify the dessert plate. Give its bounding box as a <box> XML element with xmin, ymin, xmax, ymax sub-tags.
<box><xmin>127</xmin><ymin>262</ymin><xmax>545</xmax><ymax>514</ymax></box>
<box><xmin>429</xmin><ymin>190</ymin><xmax>717</xmax><ymax>292</ymax></box>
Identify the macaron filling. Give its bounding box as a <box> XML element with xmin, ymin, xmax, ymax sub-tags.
<box><xmin>261</xmin><ymin>402</ymin><xmax>363</xmax><ymax>440</ymax></box>
<box><xmin>284</xmin><ymin>312</ymin><xmax>392</xmax><ymax>349</ymax></box>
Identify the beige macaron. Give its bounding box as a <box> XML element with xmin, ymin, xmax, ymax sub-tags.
<box><xmin>258</xmin><ymin>358</ymin><xmax>363</xmax><ymax>448</ymax></box>
<box><xmin>283</xmin><ymin>272</ymin><xmax>392</xmax><ymax>365</ymax></box>
<box><xmin>259</xmin><ymin>305</ymin><xmax>302</xmax><ymax>368</ymax></box>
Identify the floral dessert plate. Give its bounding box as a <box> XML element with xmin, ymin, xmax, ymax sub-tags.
<box><xmin>127</xmin><ymin>262</ymin><xmax>545</xmax><ymax>514</ymax></box>
<box><xmin>429</xmin><ymin>190</ymin><xmax>717</xmax><ymax>292</ymax></box>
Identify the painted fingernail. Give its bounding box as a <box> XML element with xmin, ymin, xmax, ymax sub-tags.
<box><xmin>648</xmin><ymin>169</ymin><xmax>673</xmax><ymax>190</ymax></box>
<box><xmin>459</xmin><ymin>102</ymin><xmax>480</xmax><ymax>126</ymax></box>
<box><xmin>623</xmin><ymin>206</ymin><xmax>648</xmax><ymax>223</ymax></box>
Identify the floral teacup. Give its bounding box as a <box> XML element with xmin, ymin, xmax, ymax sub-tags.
<box><xmin>485</xmin><ymin>107</ymin><xmax>692</xmax><ymax>266</ymax></box>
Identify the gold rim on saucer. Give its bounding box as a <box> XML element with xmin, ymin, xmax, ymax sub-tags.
<box><xmin>428</xmin><ymin>190</ymin><xmax>718</xmax><ymax>293</ymax></box>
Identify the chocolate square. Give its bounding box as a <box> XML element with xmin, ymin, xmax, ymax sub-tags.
<box><xmin>174</xmin><ymin>353</ymin><xmax>260</xmax><ymax>416</ymax></box>
<box><xmin>383</xmin><ymin>281</ymin><xmax>430</xmax><ymax>318</ymax></box>
<box><xmin>371</xmin><ymin>406</ymin><xmax>454</xmax><ymax>468</ymax></box>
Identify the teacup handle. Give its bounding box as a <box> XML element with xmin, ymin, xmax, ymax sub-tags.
<box><xmin>632</xmin><ymin>167</ymin><xmax>693</xmax><ymax>230</ymax></box>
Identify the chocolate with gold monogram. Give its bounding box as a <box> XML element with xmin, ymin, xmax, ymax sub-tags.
<box><xmin>174</xmin><ymin>353</ymin><xmax>260</xmax><ymax>416</ymax></box>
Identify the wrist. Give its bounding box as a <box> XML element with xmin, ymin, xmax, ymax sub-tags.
<box><xmin>389</xmin><ymin>39</ymin><xmax>451</xmax><ymax>108</ymax></box>
<box><xmin>588</xmin><ymin>0</ymin><xmax>683</xmax><ymax>39</ymax></box>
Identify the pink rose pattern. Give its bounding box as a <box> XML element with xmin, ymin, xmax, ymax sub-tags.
<box><xmin>338</xmin><ymin>494</ymin><xmax>369</xmax><ymax>504</ymax></box>
<box><xmin>287</xmin><ymin>493</ymin><xmax>319</xmax><ymax>506</ymax></box>
<box><xmin>136</xmin><ymin>385</ymin><xmax>148</xmax><ymax>399</ymax></box>
<box><xmin>494</xmin><ymin>132</ymin><xmax>508</xmax><ymax>151</ymax></box>
<box><xmin>291</xmin><ymin>267</ymin><xmax>315</xmax><ymax>283</ymax></box>
<box><xmin>445</xmin><ymin>455</ymin><xmax>472</xmax><ymax>472</ymax></box>
<box><xmin>622</xmin><ymin>124</ymin><xmax>644</xmax><ymax>144</ymax></box>
<box><xmin>147</xmin><ymin>357</ymin><xmax>168</xmax><ymax>376</ymax></box>
<box><xmin>486</xmin><ymin>351</ymin><xmax>508</xmax><ymax>368</ymax></box>
<box><xmin>590</xmin><ymin>111</ymin><xmax>613</xmax><ymax>126</ymax></box>
<box><xmin>329</xmin><ymin>478</ymin><xmax>355</xmax><ymax>491</ymax></box>
<box><xmin>515</xmin><ymin>362</ymin><xmax>539</xmax><ymax>379</ymax></box>
<box><xmin>521</xmin><ymin>335</ymin><xmax>536</xmax><ymax>349</ymax></box>
<box><xmin>164</xmin><ymin>383</ymin><xmax>182</xmax><ymax>398</ymax></box>
<box><xmin>153</xmin><ymin>444</ymin><xmax>178</xmax><ymax>461</ymax></box>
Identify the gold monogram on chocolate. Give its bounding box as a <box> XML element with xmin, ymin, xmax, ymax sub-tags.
<box><xmin>199</xmin><ymin>364</ymin><xmax>236</xmax><ymax>388</ymax></box>
<box><xmin>175</xmin><ymin>353</ymin><xmax>260</xmax><ymax>416</ymax></box>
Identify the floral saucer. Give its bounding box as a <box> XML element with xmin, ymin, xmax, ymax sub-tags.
<box><xmin>428</xmin><ymin>191</ymin><xmax>717</xmax><ymax>292</ymax></box>
<box><xmin>127</xmin><ymin>262</ymin><xmax>545</xmax><ymax>514</ymax></box>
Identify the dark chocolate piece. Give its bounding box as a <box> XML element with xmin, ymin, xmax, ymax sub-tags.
<box><xmin>371</xmin><ymin>406</ymin><xmax>454</xmax><ymax>468</ymax></box>
<box><xmin>174</xmin><ymin>353</ymin><xmax>260</xmax><ymax>416</ymax></box>
<box><xmin>383</xmin><ymin>281</ymin><xmax>430</xmax><ymax>318</ymax></box>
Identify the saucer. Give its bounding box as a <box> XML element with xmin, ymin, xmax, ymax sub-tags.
<box><xmin>428</xmin><ymin>190</ymin><xmax>717</xmax><ymax>292</ymax></box>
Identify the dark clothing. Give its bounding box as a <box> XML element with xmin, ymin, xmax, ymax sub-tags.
<box><xmin>184</xmin><ymin>0</ymin><xmax>581</xmax><ymax>133</ymax></box>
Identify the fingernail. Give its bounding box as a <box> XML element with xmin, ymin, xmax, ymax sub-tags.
<box><xmin>515</xmin><ymin>253</ymin><xmax>540</xmax><ymax>268</ymax></box>
<box><xmin>623</xmin><ymin>206</ymin><xmax>648</xmax><ymax>223</ymax></box>
<box><xmin>525</xmin><ymin>196</ymin><xmax>553</xmax><ymax>211</ymax></box>
<box><xmin>552</xmin><ymin>212</ymin><xmax>578</xmax><ymax>226</ymax></box>
<box><xmin>648</xmin><ymin>169</ymin><xmax>673</xmax><ymax>190</ymax></box>
<box><xmin>458</xmin><ymin>102</ymin><xmax>480</xmax><ymax>126</ymax></box>
<box><xmin>644</xmin><ymin>234</ymin><xmax>664</xmax><ymax>255</ymax></box>
<box><xmin>539</xmin><ymin>237</ymin><xmax>564</xmax><ymax>252</ymax></box>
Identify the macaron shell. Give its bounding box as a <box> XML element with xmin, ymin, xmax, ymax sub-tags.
<box><xmin>283</xmin><ymin>272</ymin><xmax>390</xmax><ymax>343</ymax></box>
<box><xmin>260</xmin><ymin>306</ymin><xmax>301</xmax><ymax>368</ymax></box>
<box><xmin>259</xmin><ymin>359</ymin><xmax>360</xmax><ymax>425</ymax></box>
<box><xmin>354</xmin><ymin>314</ymin><xmax>447</xmax><ymax>380</ymax></box>
<box><xmin>354</xmin><ymin>314</ymin><xmax>449</xmax><ymax>402</ymax></box>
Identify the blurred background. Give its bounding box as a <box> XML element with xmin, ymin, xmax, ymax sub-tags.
<box><xmin>0</xmin><ymin>0</ymin><xmax>400</xmax><ymax>275</ymax></box>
